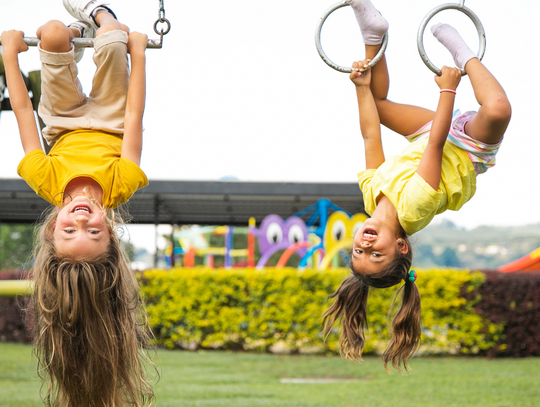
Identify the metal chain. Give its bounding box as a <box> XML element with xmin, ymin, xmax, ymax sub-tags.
<box><xmin>154</xmin><ymin>0</ymin><xmax>171</xmax><ymax>37</ymax></box>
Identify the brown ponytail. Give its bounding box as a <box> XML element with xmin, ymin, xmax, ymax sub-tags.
<box><xmin>323</xmin><ymin>235</ymin><xmax>421</xmax><ymax>372</ymax></box>
<box><xmin>383</xmin><ymin>275</ymin><xmax>421</xmax><ymax>372</ymax></box>
<box><xmin>322</xmin><ymin>274</ymin><xmax>369</xmax><ymax>361</ymax></box>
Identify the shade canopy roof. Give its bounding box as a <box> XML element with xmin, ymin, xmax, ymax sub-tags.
<box><xmin>0</xmin><ymin>179</ymin><xmax>365</xmax><ymax>226</ymax></box>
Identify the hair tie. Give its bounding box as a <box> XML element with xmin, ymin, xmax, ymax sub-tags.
<box><xmin>407</xmin><ymin>270</ymin><xmax>417</xmax><ymax>283</ymax></box>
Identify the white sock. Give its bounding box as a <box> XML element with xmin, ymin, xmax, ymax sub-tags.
<box><xmin>68</xmin><ymin>23</ymin><xmax>84</xmax><ymax>38</ymax></box>
<box><xmin>91</xmin><ymin>6</ymin><xmax>114</xmax><ymax>20</ymax></box>
<box><xmin>347</xmin><ymin>0</ymin><xmax>388</xmax><ymax>45</ymax></box>
<box><xmin>431</xmin><ymin>23</ymin><xmax>476</xmax><ymax>69</ymax></box>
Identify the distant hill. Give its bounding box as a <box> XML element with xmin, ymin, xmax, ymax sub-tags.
<box><xmin>412</xmin><ymin>220</ymin><xmax>540</xmax><ymax>269</ymax></box>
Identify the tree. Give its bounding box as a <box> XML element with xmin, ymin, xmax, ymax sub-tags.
<box><xmin>437</xmin><ymin>247</ymin><xmax>461</xmax><ymax>268</ymax></box>
<box><xmin>0</xmin><ymin>224</ymin><xmax>34</xmax><ymax>269</ymax></box>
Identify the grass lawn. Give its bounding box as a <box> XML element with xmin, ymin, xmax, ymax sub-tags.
<box><xmin>1</xmin><ymin>342</ymin><xmax>539</xmax><ymax>406</ymax></box>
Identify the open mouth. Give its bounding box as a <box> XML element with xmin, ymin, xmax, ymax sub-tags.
<box><xmin>362</xmin><ymin>228</ymin><xmax>378</xmax><ymax>240</ymax></box>
<box><xmin>71</xmin><ymin>205</ymin><xmax>92</xmax><ymax>214</ymax></box>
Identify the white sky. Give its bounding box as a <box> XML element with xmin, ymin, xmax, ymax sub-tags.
<box><xmin>1</xmin><ymin>0</ymin><xmax>539</xmax><ymax>254</ymax></box>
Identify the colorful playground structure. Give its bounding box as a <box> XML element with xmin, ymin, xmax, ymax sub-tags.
<box><xmin>166</xmin><ymin>199</ymin><xmax>368</xmax><ymax>270</ymax></box>
<box><xmin>498</xmin><ymin>247</ymin><xmax>540</xmax><ymax>272</ymax></box>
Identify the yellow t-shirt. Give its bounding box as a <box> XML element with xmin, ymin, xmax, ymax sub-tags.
<box><xmin>17</xmin><ymin>130</ymin><xmax>148</xmax><ymax>208</ymax></box>
<box><xmin>358</xmin><ymin>138</ymin><xmax>476</xmax><ymax>236</ymax></box>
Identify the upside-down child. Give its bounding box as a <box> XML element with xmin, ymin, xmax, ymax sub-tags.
<box><xmin>2</xmin><ymin>0</ymin><xmax>154</xmax><ymax>404</ymax></box>
<box><xmin>323</xmin><ymin>0</ymin><xmax>511</xmax><ymax>371</ymax></box>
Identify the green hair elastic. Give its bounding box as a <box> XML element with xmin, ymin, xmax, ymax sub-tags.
<box><xmin>408</xmin><ymin>270</ymin><xmax>417</xmax><ymax>283</ymax></box>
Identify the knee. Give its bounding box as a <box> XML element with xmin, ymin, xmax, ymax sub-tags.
<box><xmin>37</xmin><ymin>20</ymin><xmax>72</xmax><ymax>52</ymax></box>
<box><xmin>96</xmin><ymin>22</ymin><xmax>129</xmax><ymax>37</ymax></box>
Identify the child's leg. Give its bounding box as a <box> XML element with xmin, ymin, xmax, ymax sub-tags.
<box><xmin>460</xmin><ymin>59</ymin><xmax>511</xmax><ymax>144</ymax></box>
<box><xmin>366</xmin><ymin>45</ymin><xmax>436</xmax><ymax>136</ymax></box>
<box><xmin>37</xmin><ymin>20</ymin><xmax>80</xmax><ymax>52</ymax></box>
<box><xmin>94</xmin><ymin>11</ymin><xmax>129</xmax><ymax>37</ymax></box>
<box><xmin>36</xmin><ymin>20</ymin><xmax>89</xmax><ymax>145</ymax></box>
<box><xmin>432</xmin><ymin>24</ymin><xmax>511</xmax><ymax>144</ymax></box>
<box><xmin>350</xmin><ymin>0</ymin><xmax>435</xmax><ymax>136</ymax></box>
<box><xmin>87</xmin><ymin>11</ymin><xmax>130</xmax><ymax>135</ymax></box>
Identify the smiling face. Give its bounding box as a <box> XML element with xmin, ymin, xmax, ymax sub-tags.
<box><xmin>53</xmin><ymin>196</ymin><xmax>111</xmax><ymax>260</ymax></box>
<box><xmin>351</xmin><ymin>218</ymin><xmax>408</xmax><ymax>275</ymax></box>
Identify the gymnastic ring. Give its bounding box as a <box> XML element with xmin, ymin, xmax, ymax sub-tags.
<box><xmin>315</xmin><ymin>1</ymin><xmax>388</xmax><ymax>74</ymax></box>
<box><xmin>417</xmin><ymin>2</ymin><xmax>486</xmax><ymax>76</ymax></box>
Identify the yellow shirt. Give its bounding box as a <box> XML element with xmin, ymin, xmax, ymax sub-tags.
<box><xmin>17</xmin><ymin>130</ymin><xmax>148</xmax><ymax>208</ymax></box>
<box><xmin>358</xmin><ymin>138</ymin><xmax>476</xmax><ymax>235</ymax></box>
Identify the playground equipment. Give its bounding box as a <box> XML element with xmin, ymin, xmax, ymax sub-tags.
<box><xmin>165</xmin><ymin>199</ymin><xmax>368</xmax><ymax>270</ymax></box>
<box><xmin>250</xmin><ymin>214</ymin><xmax>309</xmax><ymax>269</ymax></box>
<box><xmin>498</xmin><ymin>247</ymin><xmax>540</xmax><ymax>272</ymax></box>
<box><xmin>169</xmin><ymin>225</ymin><xmax>251</xmax><ymax>268</ymax></box>
<box><xmin>417</xmin><ymin>0</ymin><xmax>485</xmax><ymax>75</ymax></box>
<box><xmin>316</xmin><ymin>0</ymin><xmax>486</xmax><ymax>76</ymax></box>
<box><xmin>318</xmin><ymin>211</ymin><xmax>368</xmax><ymax>269</ymax></box>
<box><xmin>0</xmin><ymin>1</ymin><xmax>171</xmax><ymax>152</ymax></box>
<box><xmin>0</xmin><ymin>0</ymin><xmax>171</xmax><ymax>49</ymax></box>
<box><xmin>0</xmin><ymin>280</ymin><xmax>32</xmax><ymax>297</ymax></box>
<box><xmin>323</xmin><ymin>211</ymin><xmax>368</xmax><ymax>254</ymax></box>
<box><xmin>315</xmin><ymin>1</ymin><xmax>388</xmax><ymax>73</ymax></box>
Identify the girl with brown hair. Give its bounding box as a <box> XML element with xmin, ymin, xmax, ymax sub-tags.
<box><xmin>324</xmin><ymin>0</ymin><xmax>511</xmax><ymax>371</ymax></box>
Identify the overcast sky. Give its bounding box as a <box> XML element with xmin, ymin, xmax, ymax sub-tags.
<box><xmin>1</xmin><ymin>0</ymin><xmax>539</xmax><ymax>253</ymax></box>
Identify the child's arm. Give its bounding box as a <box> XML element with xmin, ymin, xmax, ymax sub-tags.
<box><xmin>416</xmin><ymin>66</ymin><xmax>462</xmax><ymax>190</ymax></box>
<box><xmin>121</xmin><ymin>32</ymin><xmax>147</xmax><ymax>166</ymax></box>
<box><xmin>350</xmin><ymin>60</ymin><xmax>385</xmax><ymax>170</ymax></box>
<box><xmin>1</xmin><ymin>30</ymin><xmax>43</xmax><ymax>154</ymax></box>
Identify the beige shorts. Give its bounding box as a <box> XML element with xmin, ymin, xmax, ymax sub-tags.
<box><xmin>38</xmin><ymin>30</ymin><xmax>129</xmax><ymax>145</ymax></box>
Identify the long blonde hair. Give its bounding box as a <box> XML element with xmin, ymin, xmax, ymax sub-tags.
<box><xmin>31</xmin><ymin>205</ymin><xmax>156</xmax><ymax>406</ymax></box>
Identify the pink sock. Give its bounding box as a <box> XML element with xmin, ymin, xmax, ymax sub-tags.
<box><xmin>347</xmin><ymin>0</ymin><xmax>388</xmax><ymax>46</ymax></box>
<box><xmin>431</xmin><ymin>23</ymin><xmax>476</xmax><ymax>69</ymax></box>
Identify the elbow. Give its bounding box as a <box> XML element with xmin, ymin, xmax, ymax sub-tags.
<box><xmin>13</xmin><ymin>104</ymin><xmax>36</xmax><ymax>116</ymax></box>
<box><xmin>483</xmin><ymin>95</ymin><xmax>512</xmax><ymax>127</ymax></box>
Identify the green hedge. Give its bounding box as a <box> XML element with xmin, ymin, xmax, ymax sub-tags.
<box><xmin>141</xmin><ymin>268</ymin><xmax>503</xmax><ymax>355</ymax></box>
<box><xmin>463</xmin><ymin>270</ymin><xmax>540</xmax><ymax>357</ymax></box>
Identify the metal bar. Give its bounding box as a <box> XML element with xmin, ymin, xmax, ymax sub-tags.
<box><xmin>417</xmin><ymin>3</ymin><xmax>486</xmax><ymax>76</ymax></box>
<box><xmin>0</xmin><ymin>37</ymin><xmax>163</xmax><ymax>49</ymax></box>
<box><xmin>0</xmin><ymin>280</ymin><xmax>33</xmax><ymax>297</ymax></box>
<box><xmin>315</xmin><ymin>1</ymin><xmax>387</xmax><ymax>73</ymax></box>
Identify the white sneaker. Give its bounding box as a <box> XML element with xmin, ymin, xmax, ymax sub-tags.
<box><xmin>63</xmin><ymin>0</ymin><xmax>116</xmax><ymax>30</ymax></box>
<box><xmin>68</xmin><ymin>21</ymin><xmax>95</xmax><ymax>63</ymax></box>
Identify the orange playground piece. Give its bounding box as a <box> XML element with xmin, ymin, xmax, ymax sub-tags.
<box><xmin>498</xmin><ymin>247</ymin><xmax>540</xmax><ymax>272</ymax></box>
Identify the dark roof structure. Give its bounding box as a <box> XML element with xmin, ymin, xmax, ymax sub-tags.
<box><xmin>0</xmin><ymin>179</ymin><xmax>365</xmax><ymax>225</ymax></box>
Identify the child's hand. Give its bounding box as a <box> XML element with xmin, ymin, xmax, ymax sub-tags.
<box><xmin>127</xmin><ymin>32</ymin><xmax>148</xmax><ymax>55</ymax></box>
<box><xmin>350</xmin><ymin>59</ymin><xmax>372</xmax><ymax>87</ymax></box>
<box><xmin>435</xmin><ymin>66</ymin><xmax>461</xmax><ymax>91</ymax></box>
<box><xmin>0</xmin><ymin>30</ymin><xmax>28</xmax><ymax>55</ymax></box>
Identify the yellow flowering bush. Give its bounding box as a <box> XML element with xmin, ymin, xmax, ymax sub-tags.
<box><xmin>140</xmin><ymin>267</ymin><xmax>503</xmax><ymax>355</ymax></box>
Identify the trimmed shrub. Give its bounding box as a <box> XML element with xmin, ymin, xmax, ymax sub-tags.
<box><xmin>141</xmin><ymin>268</ymin><xmax>502</xmax><ymax>355</ymax></box>
<box><xmin>0</xmin><ymin>270</ymin><xmax>32</xmax><ymax>343</ymax></box>
<box><xmin>463</xmin><ymin>270</ymin><xmax>540</xmax><ymax>357</ymax></box>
